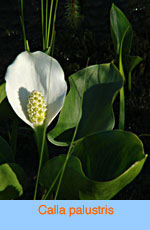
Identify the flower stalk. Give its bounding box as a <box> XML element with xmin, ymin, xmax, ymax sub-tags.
<box><xmin>41</xmin><ymin>0</ymin><xmax>59</xmax><ymax>55</ymax></box>
<box><xmin>5</xmin><ymin>51</ymin><xmax>67</xmax><ymax>199</ymax></box>
<box><xmin>34</xmin><ymin>126</ymin><xmax>48</xmax><ymax>200</ymax></box>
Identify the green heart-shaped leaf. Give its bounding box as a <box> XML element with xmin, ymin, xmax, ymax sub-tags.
<box><xmin>73</xmin><ymin>130</ymin><xmax>145</xmax><ymax>181</ymax></box>
<box><xmin>124</xmin><ymin>55</ymin><xmax>143</xmax><ymax>91</ymax></box>
<box><xmin>110</xmin><ymin>4</ymin><xmax>143</xmax><ymax>92</ymax></box>
<box><xmin>110</xmin><ymin>3</ymin><xmax>133</xmax><ymax>56</ymax></box>
<box><xmin>47</xmin><ymin>63</ymin><xmax>123</xmax><ymax>146</ymax></box>
<box><xmin>40</xmin><ymin>130</ymin><xmax>146</xmax><ymax>199</ymax></box>
<box><xmin>0</xmin><ymin>163</ymin><xmax>26</xmax><ymax>199</ymax></box>
<box><xmin>124</xmin><ymin>55</ymin><xmax>142</xmax><ymax>74</ymax></box>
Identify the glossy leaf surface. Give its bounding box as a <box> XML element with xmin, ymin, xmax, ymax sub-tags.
<box><xmin>110</xmin><ymin>3</ymin><xmax>133</xmax><ymax>56</ymax></box>
<box><xmin>40</xmin><ymin>130</ymin><xmax>146</xmax><ymax>199</ymax></box>
<box><xmin>48</xmin><ymin>63</ymin><xmax>123</xmax><ymax>146</ymax></box>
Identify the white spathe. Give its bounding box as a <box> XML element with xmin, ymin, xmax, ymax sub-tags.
<box><xmin>5</xmin><ymin>51</ymin><xmax>67</xmax><ymax>129</ymax></box>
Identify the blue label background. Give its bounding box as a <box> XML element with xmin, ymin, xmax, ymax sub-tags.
<box><xmin>0</xmin><ymin>200</ymin><xmax>148</xmax><ymax>229</ymax></box>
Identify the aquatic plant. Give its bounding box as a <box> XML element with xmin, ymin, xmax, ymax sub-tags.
<box><xmin>65</xmin><ymin>0</ymin><xmax>81</xmax><ymax>29</ymax></box>
<box><xmin>0</xmin><ymin>3</ymin><xmax>147</xmax><ymax>200</ymax></box>
<box><xmin>110</xmin><ymin>4</ymin><xmax>142</xmax><ymax>129</ymax></box>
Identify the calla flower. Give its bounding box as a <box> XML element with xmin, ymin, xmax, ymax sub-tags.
<box><xmin>5</xmin><ymin>51</ymin><xmax>67</xmax><ymax>129</ymax></box>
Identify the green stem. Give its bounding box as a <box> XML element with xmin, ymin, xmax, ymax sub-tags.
<box><xmin>20</xmin><ymin>0</ymin><xmax>27</xmax><ymax>51</ymax></box>
<box><xmin>33</xmin><ymin>126</ymin><xmax>48</xmax><ymax>200</ymax></box>
<box><xmin>119</xmin><ymin>45</ymin><xmax>125</xmax><ymax>130</ymax></box>
<box><xmin>47</xmin><ymin>0</ymin><xmax>54</xmax><ymax>48</ymax></box>
<box><xmin>119</xmin><ymin>87</ymin><xmax>125</xmax><ymax>130</ymax></box>
<box><xmin>54</xmin><ymin>124</ymin><xmax>78</xmax><ymax>200</ymax></box>
<box><xmin>35</xmin><ymin>126</ymin><xmax>49</xmax><ymax>165</ymax></box>
<box><xmin>49</xmin><ymin>0</ymin><xmax>58</xmax><ymax>49</ymax></box>
<box><xmin>43</xmin><ymin>61</ymin><xmax>87</xmax><ymax>200</ymax></box>
<box><xmin>49</xmin><ymin>23</ymin><xmax>55</xmax><ymax>56</ymax></box>
<box><xmin>45</xmin><ymin>0</ymin><xmax>48</xmax><ymax>48</ymax></box>
<box><xmin>41</xmin><ymin>0</ymin><xmax>45</xmax><ymax>50</ymax></box>
<box><xmin>43</xmin><ymin>166</ymin><xmax>63</xmax><ymax>200</ymax></box>
<box><xmin>54</xmin><ymin>58</ymin><xmax>89</xmax><ymax>200</ymax></box>
<box><xmin>51</xmin><ymin>30</ymin><xmax>56</xmax><ymax>56</ymax></box>
<box><xmin>42</xmin><ymin>130</ymin><xmax>78</xmax><ymax>200</ymax></box>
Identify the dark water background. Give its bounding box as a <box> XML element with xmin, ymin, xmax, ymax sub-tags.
<box><xmin>0</xmin><ymin>0</ymin><xmax>150</xmax><ymax>199</ymax></box>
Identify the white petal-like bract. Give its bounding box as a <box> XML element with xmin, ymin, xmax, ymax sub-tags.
<box><xmin>5</xmin><ymin>51</ymin><xmax>67</xmax><ymax>129</ymax></box>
